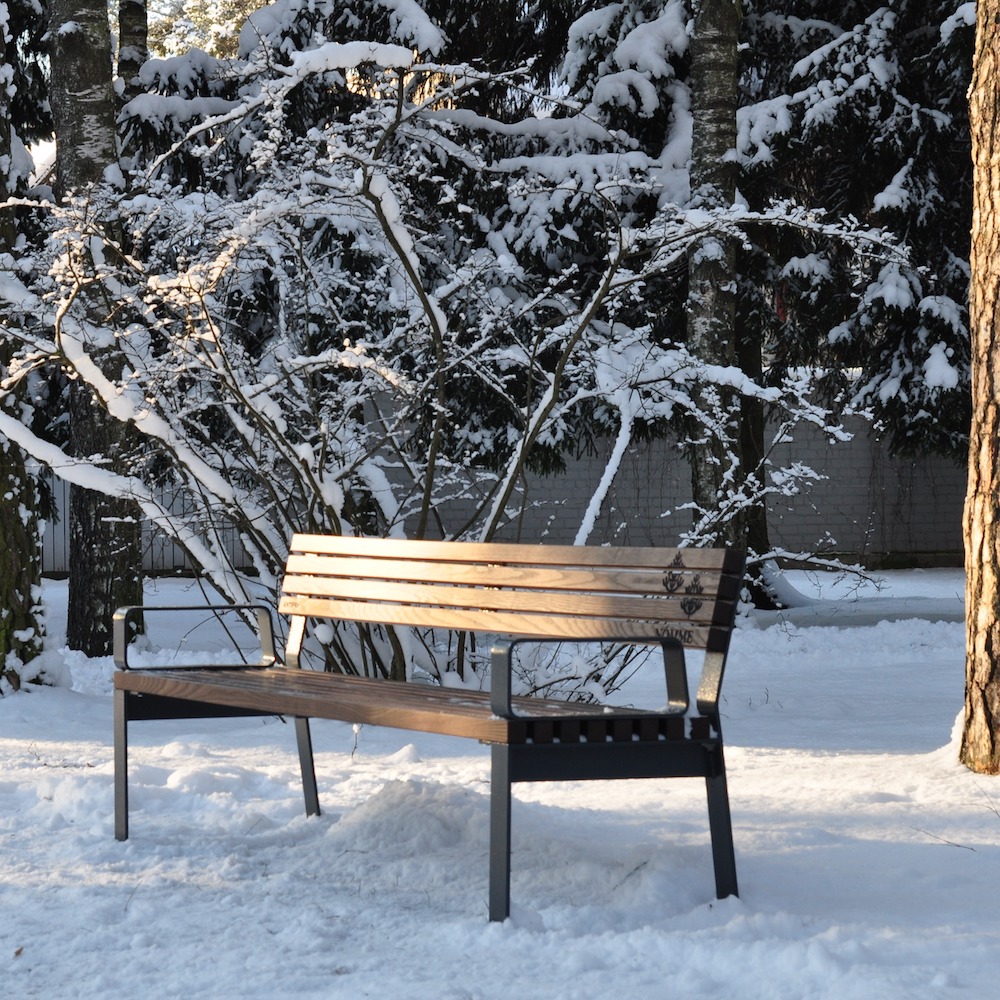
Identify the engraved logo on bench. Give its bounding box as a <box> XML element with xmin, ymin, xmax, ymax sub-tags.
<box><xmin>663</xmin><ymin>552</ymin><xmax>687</xmax><ymax>594</ymax></box>
<box><xmin>680</xmin><ymin>574</ymin><xmax>704</xmax><ymax>617</ymax></box>
<box><xmin>657</xmin><ymin>625</ymin><xmax>695</xmax><ymax>644</ymax></box>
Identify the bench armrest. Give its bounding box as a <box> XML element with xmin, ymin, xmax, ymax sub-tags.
<box><xmin>696</xmin><ymin>651</ymin><xmax>728</xmax><ymax>719</ymax></box>
<box><xmin>489</xmin><ymin>636</ymin><xmax>689</xmax><ymax>718</ymax></box>
<box><xmin>113</xmin><ymin>605</ymin><xmax>278</xmax><ymax>671</ymax></box>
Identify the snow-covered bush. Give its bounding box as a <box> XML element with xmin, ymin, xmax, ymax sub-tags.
<box><xmin>0</xmin><ymin>0</ymin><xmax>915</xmax><ymax>690</ymax></box>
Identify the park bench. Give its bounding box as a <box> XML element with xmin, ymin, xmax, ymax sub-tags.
<box><xmin>113</xmin><ymin>533</ymin><xmax>745</xmax><ymax>920</ymax></box>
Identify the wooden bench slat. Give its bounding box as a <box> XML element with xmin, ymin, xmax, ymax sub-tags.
<box><xmin>280</xmin><ymin>573</ymin><xmax>734</xmax><ymax>625</ymax></box>
<box><xmin>289</xmin><ymin>533</ymin><xmax>744</xmax><ymax>574</ymax></box>
<box><xmin>115</xmin><ymin>668</ymin><xmax>685</xmax><ymax>745</ymax></box>
<box><xmin>117</xmin><ymin>669</ymin><xmax>506</xmax><ymax>740</ymax></box>
<box><xmin>117</xmin><ymin>666</ymin><xmax>667</xmax><ymax>721</ymax></box>
<box><xmin>283</xmin><ymin>552</ymin><xmax>741</xmax><ymax>597</ymax></box>
<box><xmin>277</xmin><ymin>594</ymin><xmax>729</xmax><ymax>649</ymax></box>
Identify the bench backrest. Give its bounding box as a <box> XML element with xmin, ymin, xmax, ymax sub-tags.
<box><xmin>279</xmin><ymin>534</ymin><xmax>743</xmax><ymax>662</ymax></box>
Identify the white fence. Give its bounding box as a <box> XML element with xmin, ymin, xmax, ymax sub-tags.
<box><xmin>40</xmin><ymin>478</ymin><xmax>246</xmax><ymax>575</ymax></box>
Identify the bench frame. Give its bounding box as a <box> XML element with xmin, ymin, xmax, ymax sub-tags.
<box><xmin>114</xmin><ymin>535</ymin><xmax>744</xmax><ymax>920</ymax></box>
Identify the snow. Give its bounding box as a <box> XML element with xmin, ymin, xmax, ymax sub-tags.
<box><xmin>239</xmin><ymin>0</ymin><xmax>444</xmax><ymax>60</ymax></box>
<box><xmin>0</xmin><ymin>271</ymin><xmax>38</xmax><ymax>309</ymax></box>
<box><xmin>375</xmin><ymin>0</ymin><xmax>447</xmax><ymax>55</ymax></box>
<box><xmin>123</xmin><ymin>94</ymin><xmax>237</xmax><ymax>125</ymax></box>
<box><xmin>918</xmin><ymin>295</ymin><xmax>966</xmax><ymax>335</ymax></box>
<box><xmin>941</xmin><ymin>3</ymin><xmax>976</xmax><ymax>45</ymax></box>
<box><xmin>865</xmin><ymin>262</ymin><xmax>917</xmax><ymax>311</ymax></box>
<box><xmin>613</xmin><ymin>4</ymin><xmax>689</xmax><ymax>77</ymax></box>
<box><xmin>287</xmin><ymin>41</ymin><xmax>415</xmax><ymax>77</ymax></box>
<box><xmin>922</xmin><ymin>341</ymin><xmax>961</xmax><ymax>391</ymax></box>
<box><xmin>4</xmin><ymin>570</ymin><xmax>997</xmax><ymax>998</ymax></box>
<box><xmin>873</xmin><ymin>160</ymin><xmax>912</xmax><ymax>212</ymax></box>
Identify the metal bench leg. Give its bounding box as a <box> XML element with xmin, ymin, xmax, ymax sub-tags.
<box><xmin>489</xmin><ymin>745</ymin><xmax>512</xmax><ymax>921</ymax></box>
<box><xmin>295</xmin><ymin>717</ymin><xmax>320</xmax><ymax>817</ymax></box>
<box><xmin>114</xmin><ymin>689</ymin><xmax>129</xmax><ymax>841</ymax></box>
<box><xmin>705</xmin><ymin>766</ymin><xmax>738</xmax><ymax>898</ymax></box>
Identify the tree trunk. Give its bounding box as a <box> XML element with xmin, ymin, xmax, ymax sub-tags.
<box><xmin>118</xmin><ymin>0</ymin><xmax>148</xmax><ymax>104</ymax></box>
<box><xmin>0</xmin><ymin>64</ymin><xmax>13</xmax><ymax>251</ymax></box>
<box><xmin>48</xmin><ymin>0</ymin><xmax>117</xmax><ymax>194</ymax></box>
<box><xmin>49</xmin><ymin>0</ymin><xmax>143</xmax><ymax>654</ymax></box>
<box><xmin>736</xmin><ymin>295</ymin><xmax>781</xmax><ymax>607</ymax></box>
<box><xmin>0</xmin><ymin>432</ymin><xmax>46</xmax><ymax>691</ymax></box>
<box><xmin>962</xmin><ymin>0</ymin><xmax>1000</xmax><ymax>772</ymax></box>
<box><xmin>0</xmin><ymin>41</ymin><xmax>45</xmax><ymax>691</ymax></box>
<box><xmin>687</xmin><ymin>0</ymin><xmax>744</xmax><ymax>549</ymax></box>
<box><xmin>0</xmin><ymin>325</ymin><xmax>45</xmax><ymax>688</ymax></box>
<box><xmin>65</xmin><ymin>385</ymin><xmax>144</xmax><ymax>656</ymax></box>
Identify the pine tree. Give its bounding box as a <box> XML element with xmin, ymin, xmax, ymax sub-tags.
<box><xmin>148</xmin><ymin>0</ymin><xmax>261</xmax><ymax>58</ymax></box>
<box><xmin>738</xmin><ymin>0</ymin><xmax>974</xmax><ymax>460</ymax></box>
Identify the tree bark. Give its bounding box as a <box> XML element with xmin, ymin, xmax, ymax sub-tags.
<box><xmin>736</xmin><ymin>294</ymin><xmax>781</xmax><ymax>607</ymax></box>
<box><xmin>0</xmin><ymin>332</ymin><xmax>45</xmax><ymax>689</ymax></box>
<box><xmin>65</xmin><ymin>386</ymin><xmax>143</xmax><ymax>656</ymax></box>
<box><xmin>0</xmin><ymin>431</ymin><xmax>46</xmax><ymax>691</ymax></box>
<box><xmin>118</xmin><ymin>0</ymin><xmax>148</xmax><ymax>104</ymax></box>
<box><xmin>0</xmin><ymin>35</ymin><xmax>45</xmax><ymax>690</ymax></box>
<box><xmin>962</xmin><ymin>0</ymin><xmax>1000</xmax><ymax>772</ymax></box>
<box><xmin>0</xmin><ymin>61</ymin><xmax>14</xmax><ymax>251</ymax></box>
<box><xmin>49</xmin><ymin>0</ymin><xmax>143</xmax><ymax>655</ymax></box>
<box><xmin>687</xmin><ymin>0</ymin><xmax>744</xmax><ymax>548</ymax></box>
<box><xmin>48</xmin><ymin>0</ymin><xmax>117</xmax><ymax>195</ymax></box>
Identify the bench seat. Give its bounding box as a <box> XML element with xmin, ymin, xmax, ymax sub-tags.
<box><xmin>117</xmin><ymin>666</ymin><xmax>716</xmax><ymax>744</ymax></box>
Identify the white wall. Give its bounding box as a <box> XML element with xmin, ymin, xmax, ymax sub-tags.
<box><xmin>40</xmin><ymin>417</ymin><xmax>966</xmax><ymax>573</ymax></box>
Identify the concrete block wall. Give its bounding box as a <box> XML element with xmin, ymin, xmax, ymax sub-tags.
<box><xmin>40</xmin><ymin>417</ymin><xmax>966</xmax><ymax>573</ymax></box>
<box><xmin>475</xmin><ymin>416</ymin><xmax>966</xmax><ymax>564</ymax></box>
<box><xmin>762</xmin><ymin>418</ymin><xmax>965</xmax><ymax>562</ymax></box>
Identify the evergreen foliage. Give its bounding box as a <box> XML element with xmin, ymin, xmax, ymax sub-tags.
<box><xmin>739</xmin><ymin>0</ymin><xmax>973</xmax><ymax>459</ymax></box>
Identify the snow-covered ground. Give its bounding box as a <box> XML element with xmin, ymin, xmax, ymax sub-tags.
<box><xmin>2</xmin><ymin>569</ymin><xmax>994</xmax><ymax>999</ymax></box>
